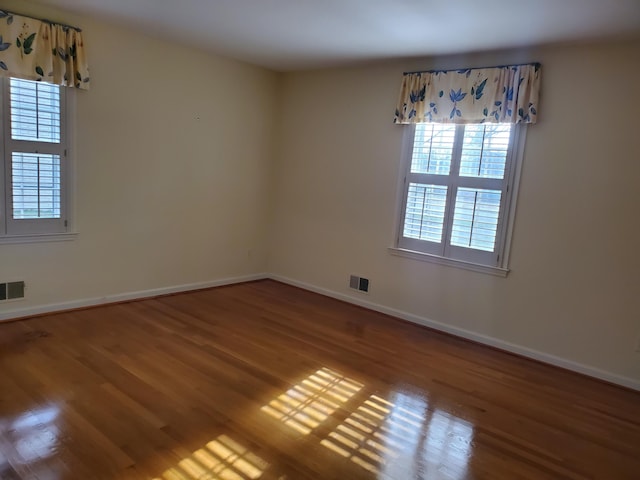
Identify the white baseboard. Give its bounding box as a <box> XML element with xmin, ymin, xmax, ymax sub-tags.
<box><xmin>270</xmin><ymin>274</ymin><xmax>640</xmax><ymax>392</ymax></box>
<box><xmin>0</xmin><ymin>273</ymin><xmax>268</xmax><ymax>322</ymax></box>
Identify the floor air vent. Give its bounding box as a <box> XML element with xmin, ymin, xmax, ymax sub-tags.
<box><xmin>349</xmin><ymin>275</ymin><xmax>369</xmax><ymax>293</ymax></box>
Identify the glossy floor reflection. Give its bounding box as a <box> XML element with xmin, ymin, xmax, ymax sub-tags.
<box><xmin>1</xmin><ymin>405</ymin><xmax>61</xmax><ymax>476</ymax></box>
<box><xmin>1</xmin><ymin>280</ymin><xmax>639</xmax><ymax>479</ymax></box>
<box><xmin>323</xmin><ymin>393</ymin><xmax>474</xmax><ymax>479</ymax></box>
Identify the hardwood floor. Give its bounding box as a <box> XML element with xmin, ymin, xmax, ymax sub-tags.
<box><xmin>1</xmin><ymin>280</ymin><xmax>639</xmax><ymax>479</ymax></box>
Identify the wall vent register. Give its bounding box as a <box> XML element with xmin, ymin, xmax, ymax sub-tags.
<box><xmin>0</xmin><ymin>281</ymin><xmax>25</xmax><ymax>301</ymax></box>
<box><xmin>349</xmin><ymin>275</ymin><xmax>369</xmax><ymax>293</ymax></box>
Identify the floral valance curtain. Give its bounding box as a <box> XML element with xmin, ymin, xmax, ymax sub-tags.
<box><xmin>394</xmin><ymin>63</ymin><xmax>540</xmax><ymax>125</ymax></box>
<box><xmin>0</xmin><ymin>10</ymin><xmax>90</xmax><ymax>90</ymax></box>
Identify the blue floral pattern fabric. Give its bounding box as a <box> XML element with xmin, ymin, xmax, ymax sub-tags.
<box><xmin>394</xmin><ymin>64</ymin><xmax>540</xmax><ymax>124</ymax></box>
<box><xmin>0</xmin><ymin>10</ymin><xmax>90</xmax><ymax>90</ymax></box>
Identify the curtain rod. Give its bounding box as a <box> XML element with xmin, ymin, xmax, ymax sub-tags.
<box><xmin>403</xmin><ymin>62</ymin><xmax>540</xmax><ymax>75</ymax></box>
<box><xmin>0</xmin><ymin>8</ymin><xmax>82</xmax><ymax>32</ymax></box>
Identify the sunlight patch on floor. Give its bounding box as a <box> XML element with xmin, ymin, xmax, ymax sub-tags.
<box><xmin>261</xmin><ymin>367</ymin><xmax>363</xmax><ymax>435</ymax></box>
<box><xmin>153</xmin><ymin>434</ymin><xmax>268</xmax><ymax>480</ymax></box>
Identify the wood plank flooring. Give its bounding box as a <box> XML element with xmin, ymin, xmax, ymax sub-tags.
<box><xmin>1</xmin><ymin>279</ymin><xmax>639</xmax><ymax>479</ymax></box>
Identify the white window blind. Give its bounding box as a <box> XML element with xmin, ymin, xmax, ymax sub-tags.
<box><xmin>10</xmin><ymin>78</ymin><xmax>61</xmax><ymax>143</ymax></box>
<box><xmin>450</xmin><ymin>187</ymin><xmax>501</xmax><ymax>252</ymax></box>
<box><xmin>410</xmin><ymin>124</ymin><xmax>455</xmax><ymax>175</ymax></box>
<box><xmin>459</xmin><ymin>124</ymin><xmax>510</xmax><ymax>179</ymax></box>
<box><xmin>397</xmin><ymin>123</ymin><xmax>522</xmax><ymax>269</ymax></box>
<box><xmin>12</xmin><ymin>153</ymin><xmax>62</xmax><ymax>219</ymax></box>
<box><xmin>404</xmin><ymin>183</ymin><xmax>448</xmax><ymax>243</ymax></box>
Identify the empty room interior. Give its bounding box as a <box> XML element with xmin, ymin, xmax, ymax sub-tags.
<box><xmin>1</xmin><ymin>0</ymin><xmax>640</xmax><ymax>479</ymax></box>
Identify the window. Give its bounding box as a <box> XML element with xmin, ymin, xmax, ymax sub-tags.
<box><xmin>394</xmin><ymin>123</ymin><xmax>524</xmax><ymax>273</ymax></box>
<box><xmin>1</xmin><ymin>77</ymin><xmax>71</xmax><ymax>239</ymax></box>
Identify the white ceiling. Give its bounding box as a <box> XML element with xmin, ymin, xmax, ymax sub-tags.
<box><xmin>31</xmin><ymin>0</ymin><xmax>640</xmax><ymax>71</ymax></box>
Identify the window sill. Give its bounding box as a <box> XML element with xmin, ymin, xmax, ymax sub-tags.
<box><xmin>0</xmin><ymin>232</ymin><xmax>78</xmax><ymax>245</ymax></box>
<box><xmin>388</xmin><ymin>247</ymin><xmax>509</xmax><ymax>277</ymax></box>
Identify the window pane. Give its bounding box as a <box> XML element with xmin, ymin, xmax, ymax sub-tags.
<box><xmin>451</xmin><ymin>188</ymin><xmax>501</xmax><ymax>252</ymax></box>
<box><xmin>12</xmin><ymin>153</ymin><xmax>61</xmax><ymax>219</ymax></box>
<box><xmin>410</xmin><ymin>124</ymin><xmax>456</xmax><ymax>175</ymax></box>
<box><xmin>10</xmin><ymin>78</ymin><xmax>61</xmax><ymax>143</ymax></box>
<box><xmin>459</xmin><ymin>124</ymin><xmax>510</xmax><ymax>179</ymax></box>
<box><xmin>403</xmin><ymin>183</ymin><xmax>447</xmax><ymax>243</ymax></box>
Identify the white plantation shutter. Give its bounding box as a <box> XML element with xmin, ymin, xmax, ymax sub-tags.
<box><xmin>12</xmin><ymin>153</ymin><xmax>62</xmax><ymax>219</ymax></box>
<box><xmin>410</xmin><ymin>124</ymin><xmax>455</xmax><ymax>175</ymax></box>
<box><xmin>2</xmin><ymin>78</ymin><xmax>67</xmax><ymax>235</ymax></box>
<box><xmin>10</xmin><ymin>79</ymin><xmax>62</xmax><ymax>143</ymax></box>
<box><xmin>450</xmin><ymin>188</ymin><xmax>502</xmax><ymax>252</ymax></box>
<box><xmin>459</xmin><ymin>125</ymin><xmax>510</xmax><ymax>179</ymax></box>
<box><xmin>398</xmin><ymin>123</ymin><xmax>520</xmax><ymax>267</ymax></box>
<box><xmin>403</xmin><ymin>183</ymin><xmax>448</xmax><ymax>243</ymax></box>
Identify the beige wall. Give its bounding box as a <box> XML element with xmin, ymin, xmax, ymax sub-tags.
<box><xmin>0</xmin><ymin>1</ymin><xmax>278</xmax><ymax>309</ymax></box>
<box><xmin>269</xmin><ymin>40</ymin><xmax>640</xmax><ymax>383</ymax></box>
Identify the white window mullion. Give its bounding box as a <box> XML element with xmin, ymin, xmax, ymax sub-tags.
<box><xmin>406</xmin><ymin>172</ymin><xmax>451</xmax><ymax>187</ymax></box>
<box><xmin>5</xmin><ymin>141</ymin><xmax>66</xmax><ymax>157</ymax></box>
<box><xmin>441</xmin><ymin>125</ymin><xmax>466</xmax><ymax>259</ymax></box>
<box><xmin>1</xmin><ymin>78</ymin><xmax>7</xmax><ymax>235</ymax></box>
<box><xmin>456</xmin><ymin>176</ymin><xmax>504</xmax><ymax>191</ymax></box>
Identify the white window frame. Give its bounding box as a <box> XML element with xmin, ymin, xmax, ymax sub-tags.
<box><xmin>0</xmin><ymin>77</ymin><xmax>76</xmax><ymax>244</ymax></box>
<box><xmin>389</xmin><ymin>123</ymin><xmax>526</xmax><ymax>276</ymax></box>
